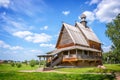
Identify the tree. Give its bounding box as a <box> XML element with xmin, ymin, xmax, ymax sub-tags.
<box><xmin>10</xmin><ymin>62</ymin><xmax>15</xmax><ymax>67</ymax></box>
<box><xmin>105</xmin><ymin>13</ymin><xmax>120</xmax><ymax>63</ymax></box>
<box><xmin>29</xmin><ymin>59</ymin><xmax>36</xmax><ymax>67</ymax></box>
<box><xmin>16</xmin><ymin>62</ymin><xmax>22</xmax><ymax>68</ymax></box>
<box><xmin>23</xmin><ymin>60</ymin><xmax>28</xmax><ymax>65</ymax></box>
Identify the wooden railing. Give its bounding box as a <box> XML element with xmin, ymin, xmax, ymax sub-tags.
<box><xmin>63</xmin><ymin>57</ymin><xmax>77</xmax><ymax>62</ymax></box>
<box><xmin>80</xmin><ymin>55</ymin><xmax>102</xmax><ymax>60</ymax></box>
<box><xmin>62</xmin><ymin>55</ymin><xmax>101</xmax><ymax>61</ymax></box>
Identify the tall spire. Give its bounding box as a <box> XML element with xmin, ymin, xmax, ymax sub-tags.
<box><xmin>80</xmin><ymin>14</ymin><xmax>87</xmax><ymax>28</ymax></box>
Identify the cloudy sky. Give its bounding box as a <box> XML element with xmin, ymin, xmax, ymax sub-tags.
<box><xmin>0</xmin><ymin>0</ymin><xmax>120</xmax><ymax>61</ymax></box>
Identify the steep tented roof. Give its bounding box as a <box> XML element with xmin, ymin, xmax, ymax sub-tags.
<box><xmin>75</xmin><ymin>22</ymin><xmax>101</xmax><ymax>43</ymax></box>
<box><xmin>56</xmin><ymin>23</ymin><xmax>89</xmax><ymax>48</ymax></box>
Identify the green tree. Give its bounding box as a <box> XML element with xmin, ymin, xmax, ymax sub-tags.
<box><xmin>16</xmin><ymin>62</ymin><xmax>22</xmax><ymax>68</ymax></box>
<box><xmin>10</xmin><ymin>62</ymin><xmax>15</xmax><ymax>67</ymax></box>
<box><xmin>29</xmin><ymin>59</ymin><xmax>36</xmax><ymax>67</ymax></box>
<box><xmin>23</xmin><ymin>60</ymin><xmax>28</xmax><ymax>65</ymax></box>
<box><xmin>35</xmin><ymin>60</ymin><xmax>39</xmax><ymax>65</ymax></box>
<box><xmin>105</xmin><ymin>13</ymin><xmax>120</xmax><ymax>63</ymax></box>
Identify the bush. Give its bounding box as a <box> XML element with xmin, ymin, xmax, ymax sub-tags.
<box><xmin>10</xmin><ymin>62</ymin><xmax>15</xmax><ymax>67</ymax></box>
<box><xmin>23</xmin><ymin>60</ymin><xmax>28</xmax><ymax>65</ymax></box>
<box><xmin>40</xmin><ymin>60</ymin><xmax>45</xmax><ymax>65</ymax></box>
<box><xmin>16</xmin><ymin>62</ymin><xmax>22</xmax><ymax>68</ymax></box>
<box><xmin>35</xmin><ymin>60</ymin><xmax>39</xmax><ymax>65</ymax></box>
<box><xmin>29</xmin><ymin>60</ymin><xmax>36</xmax><ymax>67</ymax></box>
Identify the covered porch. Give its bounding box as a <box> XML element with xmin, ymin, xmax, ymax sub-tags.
<box><xmin>37</xmin><ymin>46</ymin><xmax>102</xmax><ymax>68</ymax></box>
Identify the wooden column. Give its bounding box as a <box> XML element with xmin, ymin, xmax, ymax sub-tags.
<box><xmin>88</xmin><ymin>51</ymin><xmax>89</xmax><ymax>59</ymax></box>
<box><xmin>39</xmin><ymin>57</ymin><xmax>41</xmax><ymax>67</ymax></box>
<box><xmin>43</xmin><ymin>57</ymin><xmax>46</xmax><ymax>68</ymax></box>
<box><xmin>88</xmin><ymin>51</ymin><xmax>89</xmax><ymax>56</ymax></box>
<box><xmin>61</xmin><ymin>52</ymin><xmax>63</xmax><ymax>60</ymax></box>
<box><xmin>82</xmin><ymin>50</ymin><xmax>84</xmax><ymax>63</ymax></box>
<box><xmin>68</xmin><ymin>51</ymin><xmax>70</xmax><ymax>57</ymax></box>
<box><xmin>82</xmin><ymin>50</ymin><xmax>84</xmax><ymax>57</ymax></box>
<box><xmin>76</xmin><ymin>49</ymin><xmax>78</xmax><ymax>58</ymax></box>
<box><xmin>93</xmin><ymin>52</ymin><xmax>95</xmax><ymax>59</ymax></box>
<box><xmin>61</xmin><ymin>52</ymin><xmax>63</xmax><ymax>56</ymax></box>
<box><xmin>51</xmin><ymin>56</ymin><xmax>53</xmax><ymax>66</ymax></box>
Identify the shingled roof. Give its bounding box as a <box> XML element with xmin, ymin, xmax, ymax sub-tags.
<box><xmin>63</xmin><ymin>23</ymin><xmax>89</xmax><ymax>46</ymax></box>
<box><xmin>55</xmin><ymin>21</ymin><xmax>101</xmax><ymax>49</ymax></box>
<box><xmin>75</xmin><ymin>22</ymin><xmax>101</xmax><ymax>43</ymax></box>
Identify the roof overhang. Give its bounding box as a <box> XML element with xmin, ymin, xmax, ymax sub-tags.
<box><xmin>37</xmin><ymin>55</ymin><xmax>53</xmax><ymax>57</ymax></box>
<box><xmin>46</xmin><ymin>46</ymin><xmax>102</xmax><ymax>56</ymax></box>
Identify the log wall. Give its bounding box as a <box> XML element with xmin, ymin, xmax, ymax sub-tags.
<box><xmin>89</xmin><ymin>40</ymin><xmax>101</xmax><ymax>50</ymax></box>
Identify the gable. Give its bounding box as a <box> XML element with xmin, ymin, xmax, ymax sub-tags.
<box><xmin>55</xmin><ymin>25</ymin><xmax>74</xmax><ymax>48</ymax></box>
<box><xmin>59</xmin><ymin>26</ymin><xmax>73</xmax><ymax>46</ymax></box>
<box><xmin>56</xmin><ymin>23</ymin><xmax>89</xmax><ymax>48</ymax></box>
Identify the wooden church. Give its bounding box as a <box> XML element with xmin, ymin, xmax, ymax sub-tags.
<box><xmin>38</xmin><ymin>14</ymin><xmax>102</xmax><ymax>68</ymax></box>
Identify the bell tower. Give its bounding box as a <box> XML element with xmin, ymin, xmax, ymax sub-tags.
<box><xmin>80</xmin><ymin>14</ymin><xmax>87</xmax><ymax>28</ymax></box>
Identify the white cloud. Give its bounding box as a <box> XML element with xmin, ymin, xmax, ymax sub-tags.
<box><xmin>0</xmin><ymin>40</ymin><xmax>23</xmax><ymax>50</ymax></box>
<box><xmin>102</xmin><ymin>45</ymin><xmax>111</xmax><ymax>52</ymax></box>
<box><xmin>95</xmin><ymin>0</ymin><xmax>120</xmax><ymax>22</ymax></box>
<box><xmin>40</xmin><ymin>43</ymin><xmax>55</xmax><ymax>48</ymax></box>
<box><xmin>13</xmin><ymin>31</ymin><xmax>52</xmax><ymax>43</ymax></box>
<box><xmin>0</xmin><ymin>0</ymin><xmax>10</xmax><ymax>8</ymax></box>
<box><xmin>62</xmin><ymin>11</ymin><xmax>70</xmax><ymax>16</ymax></box>
<box><xmin>26</xmin><ymin>33</ymin><xmax>52</xmax><ymax>43</ymax></box>
<box><xmin>44</xmin><ymin>26</ymin><xmax>48</xmax><ymax>30</ymax></box>
<box><xmin>2</xmin><ymin>15</ymin><xmax>32</xmax><ymax>34</ymax></box>
<box><xmin>85</xmin><ymin>1</ymin><xmax>89</xmax><ymax>4</ymax></box>
<box><xmin>2</xmin><ymin>12</ymin><xmax>6</xmax><ymax>15</ymax></box>
<box><xmin>82</xmin><ymin>0</ymin><xmax>120</xmax><ymax>23</ymax></box>
<box><xmin>40</xmin><ymin>26</ymin><xmax>48</xmax><ymax>30</ymax></box>
<box><xmin>79</xmin><ymin>11</ymin><xmax>95</xmax><ymax>23</ymax></box>
<box><xmin>13</xmin><ymin>31</ymin><xmax>32</xmax><ymax>38</ymax></box>
<box><xmin>10</xmin><ymin>21</ymin><xmax>26</xmax><ymax>30</ymax></box>
<box><xmin>0</xmin><ymin>40</ymin><xmax>10</xmax><ymax>48</ymax></box>
<box><xmin>30</xmin><ymin>49</ymin><xmax>42</xmax><ymax>53</ymax></box>
<box><xmin>89</xmin><ymin>0</ymin><xmax>100</xmax><ymax>5</ymax></box>
<box><xmin>8</xmin><ymin>0</ymin><xmax>47</xmax><ymax>17</ymax></box>
<box><xmin>25</xmin><ymin>36</ymin><xmax>33</xmax><ymax>42</ymax></box>
<box><xmin>10</xmin><ymin>46</ymin><xmax>23</xmax><ymax>50</ymax></box>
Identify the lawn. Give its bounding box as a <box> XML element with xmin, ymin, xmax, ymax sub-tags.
<box><xmin>56</xmin><ymin>67</ymin><xmax>95</xmax><ymax>73</ymax></box>
<box><xmin>0</xmin><ymin>63</ymin><xmax>39</xmax><ymax>72</ymax></box>
<box><xmin>56</xmin><ymin>64</ymin><xmax>120</xmax><ymax>73</ymax></box>
<box><xmin>0</xmin><ymin>63</ymin><xmax>119</xmax><ymax>80</ymax></box>
<box><xmin>0</xmin><ymin>72</ymin><xmax>114</xmax><ymax>80</ymax></box>
<box><xmin>104</xmin><ymin>64</ymin><xmax>120</xmax><ymax>72</ymax></box>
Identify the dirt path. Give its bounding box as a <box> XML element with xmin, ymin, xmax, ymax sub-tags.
<box><xmin>116</xmin><ymin>73</ymin><xmax>120</xmax><ymax>80</ymax></box>
<box><xmin>19</xmin><ymin>68</ymin><xmax>70</xmax><ymax>74</ymax></box>
<box><xmin>116</xmin><ymin>76</ymin><xmax>120</xmax><ymax>80</ymax></box>
<box><xmin>20</xmin><ymin>68</ymin><xmax>120</xmax><ymax>80</ymax></box>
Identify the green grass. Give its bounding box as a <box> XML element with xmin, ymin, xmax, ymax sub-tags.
<box><xmin>56</xmin><ymin>67</ymin><xmax>95</xmax><ymax>73</ymax></box>
<box><xmin>0</xmin><ymin>72</ymin><xmax>115</xmax><ymax>80</ymax></box>
<box><xmin>56</xmin><ymin>64</ymin><xmax>120</xmax><ymax>73</ymax></box>
<box><xmin>0</xmin><ymin>63</ymin><xmax>39</xmax><ymax>72</ymax></box>
<box><xmin>104</xmin><ymin>64</ymin><xmax>120</xmax><ymax>72</ymax></box>
<box><xmin>0</xmin><ymin>63</ymin><xmax>119</xmax><ymax>80</ymax></box>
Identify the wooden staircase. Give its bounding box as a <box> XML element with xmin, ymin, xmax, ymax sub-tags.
<box><xmin>46</xmin><ymin>56</ymin><xmax>63</xmax><ymax>67</ymax></box>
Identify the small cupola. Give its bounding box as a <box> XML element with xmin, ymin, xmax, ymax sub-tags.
<box><xmin>80</xmin><ymin>14</ymin><xmax>87</xmax><ymax>28</ymax></box>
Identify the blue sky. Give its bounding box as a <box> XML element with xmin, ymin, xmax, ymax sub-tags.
<box><xmin>0</xmin><ymin>0</ymin><xmax>120</xmax><ymax>61</ymax></box>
